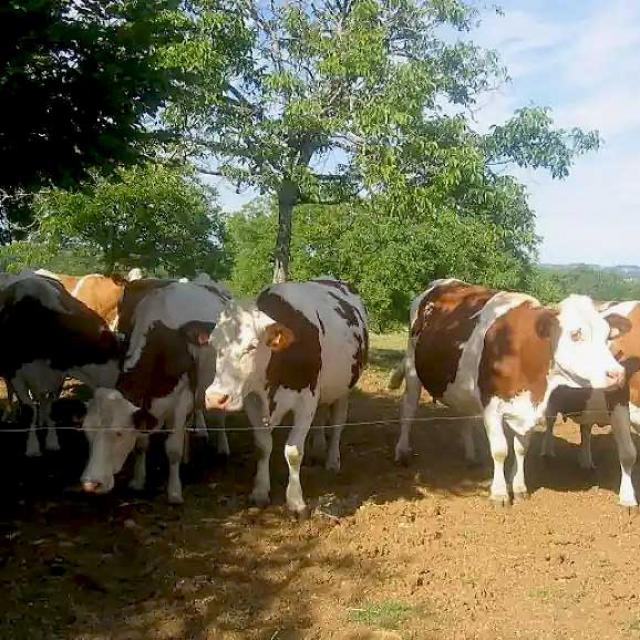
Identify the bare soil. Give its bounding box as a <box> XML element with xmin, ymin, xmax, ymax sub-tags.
<box><xmin>2</xmin><ymin>334</ymin><xmax>640</xmax><ymax>640</ymax></box>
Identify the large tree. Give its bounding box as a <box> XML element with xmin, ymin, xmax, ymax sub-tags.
<box><xmin>0</xmin><ymin>0</ymin><xmax>179</xmax><ymax>198</ymax></box>
<box><xmin>165</xmin><ymin>0</ymin><xmax>599</xmax><ymax>282</ymax></box>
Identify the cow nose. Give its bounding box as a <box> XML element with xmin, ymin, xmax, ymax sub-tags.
<box><xmin>82</xmin><ymin>480</ymin><xmax>102</xmax><ymax>493</ymax></box>
<box><xmin>606</xmin><ymin>368</ymin><xmax>625</xmax><ymax>388</ymax></box>
<box><xmin>207</xmin><ymin>393</ymin><xmax>229</xmax><ymax>409</ymax></box>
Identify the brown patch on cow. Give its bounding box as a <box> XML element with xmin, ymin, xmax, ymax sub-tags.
<box><xmin>0</xmin><ymin>277</ymin><xmax>119</xmax><ymax>380</ymax></box>
<box><xmin>413</xmin><ymin>282</ymin><xmax>496</xmax><ymax>400</ymax></box>
<box><xmin>350</xmin><ymin>326</ymin><xmax>369</xmax><ymax>388</ymax></box>
<box><xmin>117</xmin><ymin>278</ymin><xmax>174</xmax><ymax>337</ymax></box>
<box><xmin>328</xmin><ymin>291</ymin><xmax>361</xmax><ymax>327</ymax></box>
<box><xmin>257</xmin><ymin>290</ymin><xmax>322</xmax><ymax>413</ymax></box>
<box><xmin>479</xmin><ymin>303</ymin><xmax>558</xmax><ymax>406</ymax></box>
<box><xmin>73</xmin><ymin>275</ymin><xmax>125</xmax><ymax>327</ymax></box>
<box><xmin>314</xmin><ymin>279</ymin><xmax>358</xmax><ymax>295</ymax></box>
<box><xmin>117</xmin><ymin>321</ymin><xmax>194</xmax><ymax>410</ymax></box>
<box><xmin>605</xmin><ymin>304</ymin><xmax>640</xmax><ymax>409</ymax></box>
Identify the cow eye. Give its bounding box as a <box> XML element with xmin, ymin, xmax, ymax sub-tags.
<box><xmin>571</xmin><ymin>329</ymin><xmax>583</xmax><ymax>342</ymax></box>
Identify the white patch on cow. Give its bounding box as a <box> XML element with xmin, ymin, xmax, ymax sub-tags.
<box><xmin>7</xmin><ymin>272</ymin><xmax>69</xmax><ymax>314</ymax></box>
<box><xmin>601</xmin><ymin>300</ymin><xmax>639</xmax><ymax>319</ymax></box>
<box><xmin>442</xmin><ymin>291</ymin><xmax>537</xmax><ymax>412</ymax></box>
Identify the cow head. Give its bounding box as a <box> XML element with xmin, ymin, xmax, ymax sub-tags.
<box><xmin>544</xmin><ymin>295</ymin><xmax>627</xmax><ymax>389</ymax></box>
<box><xmin>80</xmin><ymin>388</ymin><xmax>154</xmax><ymax>494</ymax></box>
<box><xmin>205</xmin><ymin>301</ymin><xmax>295</xmax><ymax>412</ymax></box>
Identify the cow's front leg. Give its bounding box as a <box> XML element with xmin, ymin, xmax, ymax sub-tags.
<box><xmin>483</xmin><ymin>400</ymin><xmax>509</xmax><ymax>505</ymax></box>
<box><xmin>511</xmin><ymin>431</ymin><xmax>531</xmax><ymax>502</ymax></box>
<box><xmin>129</xmin><ymin>436</ymin><xmax>149</xmax><ymax>491</ymax></box>
<box><xmin>245</xmin><ymin>393</ymin><xmax>272</xmax><ymax>506</ymax></box>
<box><xmin>611</xmin><ymin>404</ymin><xmax>637</xmax><ymax>507</ymax></box>
<box><xmin>285</xmin><ymin>401</ymin><xmax>316</xmax><ymax>515</ymax></box>
<box><xmin>540</xmin><ymin>416</ymin><xmax>556</xmax><ymax>459</ymax></box>
<box><xmin>578</xmin><ymin>424</ymin><xmax>595</xmax><ymax>470</ymax></box>
<box><xmin>165</xmin><ymin>404</ymin><xmax>189</xmax><ymax>504</ymax></box>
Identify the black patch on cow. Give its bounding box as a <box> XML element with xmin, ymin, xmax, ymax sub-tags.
<box><xmin>180</xmin><ymin>320</ymin><xmax>217</xmax><ymax>346</ymax></box>
<box><xmin>117</xmin><ymin>278</ymin><xmax>175</xmax><ymax>338</ymax></box>
<box><xmin>328</xmin><ymin>292</ymin><xmax>360</xmax><ymax>327</ymax></box>
<box><xmin>257</xmin><ymin>290</ymin><xmax>322</xmax><ymax>414</ymax></box>
<box><xmin>0</xmin><ymin>277</ymin><xmax>120</xmax><ymax>380</ymax></box>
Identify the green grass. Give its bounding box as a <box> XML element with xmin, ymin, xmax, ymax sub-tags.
<box><xmin>348</xmin><ymin>599</ymin><xmax>415</xmax><ymax>630</ymax></box>
<box><xmin>368</xmin><ymin>332</ymin><xmax>406</xmax><ymax>372</ymax></box>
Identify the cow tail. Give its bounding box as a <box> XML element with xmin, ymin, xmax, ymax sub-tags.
<box><xmin>388</xmin><ymin>358</ymin><xmax>406</xmax><ymax>390</ymax></box>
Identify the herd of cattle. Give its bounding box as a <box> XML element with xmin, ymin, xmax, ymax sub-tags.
<box><xmin>1</xmin><ymin>270</ymin><xmax>640</xmax><ymax>514</ymax></box>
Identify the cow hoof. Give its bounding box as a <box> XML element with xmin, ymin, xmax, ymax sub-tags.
<box><xmin>395</xmin><ymin>449</ymin><xmax>411</xmax><ymax>467</ymax></box>
<box><xmin>168</xmin><ymin>493</ymin><xmax>184</xmax><ymax>505</ymax></box>
<box><xmin>25</xmin><ymin>447</ymin><xmax>42</xmax><ymax>458</ymax></box>
<box><xmin>512</xmin><ymin>491</ymin><xmax>529</xmax><ymax>504</ymax></box>
<box><xmin>249</xmin><ymin>491</ymin><xmax>270</xmax><ymax>508</ymax></box>
<box><xmin>619</xmin><ymin>499</ymin><xmax>638</xmax><ymax>510</ymax></box>
<box><xmin>489</xmin><ymin>494</ymin><xmax>510</xmax><ymax>508</ymax></box>
<box><xmin>128</xmin><ymin>479</ymin><xmax>145</xmax><ymax>492</ymax></box>
<box><xmin>289</xmin><ymin>505</ymin><xmax>309</xmax><ymax>521</ymax></box>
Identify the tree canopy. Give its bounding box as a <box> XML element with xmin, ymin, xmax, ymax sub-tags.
<box><xmin>10</xmin><ymin>163</ymin><xmax>228</xmax><ymax>277</ymax></box>
<box><xmin>164</xmin><ymin>0</ymin><xmax>599</xmax><ymax>282</ymax></box>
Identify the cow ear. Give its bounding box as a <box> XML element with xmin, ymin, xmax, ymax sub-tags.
<box><xmin>132</xmin><ymin>409</ymin><xmax>157</xmax><ymax>433</ymax></box>
<box><xmin>264</xmin><ymin>322</ymin><xmax>296</xmax><ymax>351</ymax></box>
<box><xmin>181</xmin><ymin>320</ymin><xmax>216</xmax><ymax>346</ymax></box>
<box><xmin>606</xmin><ymin>313</ymin><xmax>632</xmax><ymax>340</ymax></box>
<box><xmin>536</xmin><ymin>309</ymin><xmax>559</xmax><ymax>339</ymax></box>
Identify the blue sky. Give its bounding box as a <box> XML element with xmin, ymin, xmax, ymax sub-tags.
<box><xmin>214</xmin><ymin>0</ymin><xmax>640</xmax><ymax>266</ymax></box>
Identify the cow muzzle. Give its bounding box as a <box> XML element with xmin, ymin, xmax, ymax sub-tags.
<box><xmin>206</xmin><ymin>392</ymin><xmax>230</xmax><ymax>410</ymax></box>
<box><xmin>606</xmin><ymin>367</ymin><xmax>625</xmax><ymax>389</ymax></box>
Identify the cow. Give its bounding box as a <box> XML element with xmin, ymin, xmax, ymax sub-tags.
<box><xmin>80</xmin><ymin>280</ymin><xmax>230</xmax><ymax>503</ymax></box>
<box><xmin>390</xmin><ymin>279</ymin><xmax>633</xmax><ymax>507</ymax></box>
<box><xmin>205</xmin><ymin>278</ymin><xmax>368</xmax><ymax>516</ymax></box>
<box><xmin>0</xmin><ymin>271</ymin><xmax>121</xmax><ymax>456</ymax></box>
<box><xmin>540</xmin><ymin>300</ymin><xmax>640</xmax><ymax>474</ymax></box>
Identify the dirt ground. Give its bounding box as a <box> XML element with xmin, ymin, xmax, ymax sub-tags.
<box><xmin>3</xmin><ymin>334</ymin><xmax>640</xmax><ymax>640</ymax></box>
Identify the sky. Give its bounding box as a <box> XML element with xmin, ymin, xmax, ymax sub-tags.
<box><xmin>213</xmin><ymin>0</ymin><xmax>640</xmax><ymax>266</ymax></box>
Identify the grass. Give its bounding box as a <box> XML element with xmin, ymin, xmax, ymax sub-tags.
<box><xmin>348</xmin><ymin>599</ymin><xmax>416</xmax><ymax>630</ymax></box>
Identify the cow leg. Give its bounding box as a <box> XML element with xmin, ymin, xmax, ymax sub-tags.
<box><xmin>578</xmin><ymin>423</ymin><xmax>595</xmax><ymax>470</ymax></box>
<box><xmin>540</xmin><ymin>416</ymin><xmax>556</xmax><ymax>459</ymax></box>
<box><xmin>194</xmin><ymin>409</ymin><xmax>208</xmax><ymax>438</ymax></box>
<box><xmin>284</xmin><ymin>402</ymin><xmax>316</xmax><ymax>515</ymax></box>
<box><xmin>42</xmin><ymin>395</ymin><xmax>60</xmax><ymax>452</ymax></box>
<box><xmin>611</xmin><ymin>404</ymin><xmax>637</xmax><ymax>507</ymax></box>
<box><xmin>326</xmin><ymin>396</ymin><xmax>349</xmax><ymax>472</ymax></box>
<box><xmin>483</xmin><ymin>401</ymin><xmax>509</xmax><ymax>505</ymax></box>
<box><xmin>395</xmin><ymin>355</ymin><xmax>421</xmax><ymax>465</ymax></box>
<box><xmin>12</xmin><ymin>378</ymin><xmax>40</xmax><ymax>457</ymax></box>
<box><xmin>245</xmin><ymin>395</ymin><xmax>272</xmax><ymax>506</ymax></box>
<box><xmin>511</xmin><ymin>431</ymin><xmax>531</xmax><ymax>502</ymax></box>
<box><xmin>309</xmin><ymin>404</ymin><xmax>329</xmax><ymax>465</ymax></box>
<box><xmin>129</xmin><ymin>437</ymin><xmax>148</xmax><ymax>491</ymax></box>
<box><xmin>461</xmin><ymin>422</ymin><xmax>480</xmax><ymax>466</ymax></box>
<box><xmin>214</xmin><ymin>410</ymin><xmax>230</xmax><ymax>456</ymax></box>
<box><xmin>165</xmin><ymin>404</ymin><xmax>189</xmax><ymax>505</ymax></box>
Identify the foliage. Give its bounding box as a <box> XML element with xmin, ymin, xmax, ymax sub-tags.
<box><xmin>540</xmin><ymin>266</ymin><xmax>640</xmax><ymax>303</ymax></box>
<box><xmin>29</xmin><ymin>163</ymin><xmax>227</xmax><ymax>277</ymax></box>
<box><xmin>0</xmin><ymin>0</ymin><xmax>181</xmax><ymax>197</ymax></box>
<box><xmin>165</xmin><ymin>0</ymin><xmax>599</xmax><ymax>281</ymax></box>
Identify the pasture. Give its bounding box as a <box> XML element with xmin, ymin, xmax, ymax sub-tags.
<box><xmin>1</xmin><ymin>333</ymin><xmax>639</xmax><ymax>640</ymax></box>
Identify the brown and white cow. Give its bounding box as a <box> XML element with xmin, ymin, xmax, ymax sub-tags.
<box><xmin>205</xmin><ymin>278</ymin><xmax>368</xmax><ymax>515</ymax></box>
<box><xmin>541</xmin><ymin>301</ymin><xmax>640</xmax><ymax>478</ymax></box>
<box><xmin>391</xmin><ymin>279</ymin><xmax>632</xmax><ymax>506</ymax></box>
<box><xmin>80</xmin><ymin>279</ymin><xmax>230</xmax><ymax>503</ymax></box>
<box><xmin>0</xmin><ymin>271</ymin><xmax>121</xmax><ymax>456</ymax></box>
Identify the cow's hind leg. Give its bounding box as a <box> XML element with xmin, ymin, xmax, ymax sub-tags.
<box><xmin>395</xmin><ymin>354</ymin><xmax>421</xmax><ymax>465</ymax></box>
<box><xmin>13</xmin><ymin>378</ymin><xmax>39</xmax><ymax>457</ymax></box>
<box><xmin>326</xmin><ymin>396</ymin><xmax>349</xmax><ymax>472</ymax></box>
<box><xmin>309</xmin><ymin>404</ymin><xmax>329</xmax><ymax>465</ymax></box>
<box><xmin>511</xmin><ymin>431</ymin><xmax>532</xmax><ymax>502</ymax></box>
<box><xmin>483</xmin><ymin>400</ymin><xmax>509</xmax><ymax>506</ymax></box>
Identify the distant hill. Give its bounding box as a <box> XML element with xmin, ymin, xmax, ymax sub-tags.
<box><xmin>541</xmin><ymin>263</ymin><xmax>640</xmax><ymax>280</ymax></box>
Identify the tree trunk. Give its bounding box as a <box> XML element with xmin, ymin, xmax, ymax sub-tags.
<box><xmin>272</xmin><ymin>180</ymin><xmax>298</xmax><ymax>283</ymax></box>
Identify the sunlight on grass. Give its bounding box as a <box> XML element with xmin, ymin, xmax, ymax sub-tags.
<box><xmin>348</xmin><ymin>599</ymin><xmax>415</xmax><ymax>630</ymax></box>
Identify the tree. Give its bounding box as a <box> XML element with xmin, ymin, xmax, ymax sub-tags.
<box><xmin>165</xmin><ymin>0</ymin><xmax>599</xmax><ymax>283</ymax></box>
<box><xmin>26</xmin><ymin>163</ymin><xmax>227</xmax><ymax>276</ymax></box>
<box><xmin>0</xmin><ymin>0</ymin><xmax>180</xmax><ymax>215</ymax></box>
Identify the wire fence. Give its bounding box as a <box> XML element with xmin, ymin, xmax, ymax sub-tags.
<box><xmin>0</xmin><ymin>409</ymin><xmax>626</xmax><ymax>434</ymax></box>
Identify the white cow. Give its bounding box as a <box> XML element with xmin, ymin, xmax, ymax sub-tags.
<box><xmin>205</xmin><ymin>278</ymin><xmax>368</xmax><ymax>515</ymax></box>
